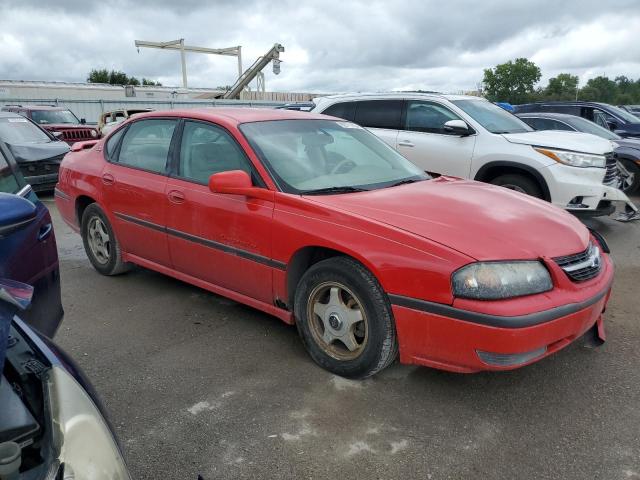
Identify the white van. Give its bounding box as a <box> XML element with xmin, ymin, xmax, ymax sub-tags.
<box><xmin>312</xmin><ymin>93</ymin><xmax>638</xmax><ymax>218</ymax></box>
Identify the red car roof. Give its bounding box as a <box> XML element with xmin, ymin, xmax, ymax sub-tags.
<box><xmin>136</xmin><ymin>107</ymin><xmax>330</xmax><ymax>125</ymax></box>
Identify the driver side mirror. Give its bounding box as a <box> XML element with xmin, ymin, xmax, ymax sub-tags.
<box><xmin>0</xmin><ymin>193</ymin><xmax>37</xmax><ymax>237</ymax></box>
<box><xmin>80</xmin><ymin>118</ymin><xmax>86</xmax><ymax>125</ymax></box>
<box><xmin>606</xmin><ymin>120</ymin><xmax>618</xmax><ymax>131</ymax></box>
<box><xmin>208</xmin><ymin>170</ymin><xmax>274</xmax><ymax>201</ymax></box>
<box><xmin>443</xmin><ymin>119</ymin><xmax>473</xmax><ymax>136</ymax></box>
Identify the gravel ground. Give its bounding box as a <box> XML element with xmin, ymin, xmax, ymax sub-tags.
<box><xmin>43</xmin><ymin>194</ymin><xmax>640</xmax><ymax>480</ymax></box>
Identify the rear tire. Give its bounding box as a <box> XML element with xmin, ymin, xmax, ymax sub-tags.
<box><xmin>489</xmin><ymin>173</ymin><xmax>543</xmax><ymax>199</ymax></box>
<box><xmin>81</xmin><ymin>203</ymin><xmax>130</xmax><ymax>276</ymax></box>
<box><xmin>294</xmin><ymin>257</ymin><xmax>398</xmax><ymax>379</ymax></box>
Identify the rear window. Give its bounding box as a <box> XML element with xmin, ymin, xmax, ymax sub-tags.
<box><xmin>322</xmin><ymin>102</ymin><xmax>356</xmax><ymax>122</ymax></box>
<box><xmin>354</xmin><ymin>100</ymin><xmax>403</xmax><ymax>130</ymax></box>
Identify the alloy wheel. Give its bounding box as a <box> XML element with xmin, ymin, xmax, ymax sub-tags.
<box><xmin>307</xmin><ymin>281</ymin><xmax>368</xmax><ymax>361</ymax></box>
<box><xmin>87</xmin><ymin>216</ymin><xmax>111</xmax><ymax>265</ymax></box>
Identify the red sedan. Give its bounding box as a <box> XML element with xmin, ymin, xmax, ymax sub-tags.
<box><xmin>54</xmin><ymin>108</ymin><xmax>613</xmax><ymax>378</ymax></box>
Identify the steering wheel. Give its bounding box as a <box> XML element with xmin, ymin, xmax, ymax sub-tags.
<box><xmin>330</xmin><ymin>159</ymin><xmax>357</xmax><ymax>174</ymax></box>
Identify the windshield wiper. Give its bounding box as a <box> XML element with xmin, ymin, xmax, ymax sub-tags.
<box><xmin>387</xmin><ymin>178</ymin><xmax>425</xmax><ymax>188</ymax></box>
<box><xmin>301</xmin><ymin>186</ymin><xmax>369</xmax><ymax>195</ymax></box>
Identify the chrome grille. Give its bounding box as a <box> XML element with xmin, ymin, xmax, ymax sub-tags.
<box><xmin>602</xmin><ymin>152</ymin><xmax>619</xmax><ymax>187</ymax></box>
<box><xmin>553</xmin><ymin>242</ymin><xmax>602</xmax><ymax>282</ymax></box>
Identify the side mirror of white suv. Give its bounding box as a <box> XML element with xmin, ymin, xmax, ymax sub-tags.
<box><xmin>443</xmin><ymin>119</ymin><xmax>473</xmax><ymax>136</ymax></box>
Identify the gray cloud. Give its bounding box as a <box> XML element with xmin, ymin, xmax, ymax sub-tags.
<box><xmin>1</xmin><ymin>0</ymin><xmax>639</xmax><ymax>93</ymax></box>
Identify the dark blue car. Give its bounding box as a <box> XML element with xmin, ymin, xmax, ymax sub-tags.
<box><xmin>514</xmin><ymin>101</ymin><xmax>640</xmax><ymax>138</ymax></box>
<box><xmin>0</xmin><ymin>141</ymin><xmax>62</xmax><ymax>337</ymax></box>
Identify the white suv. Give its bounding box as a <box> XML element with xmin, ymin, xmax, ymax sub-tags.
<box><xmin>312</xmin><ymin>93</ymin><xmax>638</xmax><ymax>218</ymax></box>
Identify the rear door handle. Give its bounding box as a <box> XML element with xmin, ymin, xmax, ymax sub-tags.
<box><xmin>38</xmin><ymin>223</ymin><xmax>53</xmax><ymax>242</ymax></box>
<box><xmin>398</xmin><ymin>140</ymin><xmax>415</xmax><ymax>147</ymax></box>
<box><xmin>168</xmin><ymin>190</ymin><xmax>185</xmax><ymax>204</ymax></box>
<box><xmin>102</xmin><ymin>173</ymin><xmax>115</xmax><ymax>185</ymax></box>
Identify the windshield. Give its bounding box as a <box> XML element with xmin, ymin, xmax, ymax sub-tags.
<box><xmin>31</xmin><ymin>109</ymin><xmax>80</xmax><ymax>125</ymax></box>
<box><xmin>607</xmin><ymin>105</ymin><xmax>640</xmax><ymax>124</ymax></box>
<box><xmin>451</xmin><ymin>99</ymin><xmax>532</xmax><ymax>134</ymax></box>
<box><xmin>0</xmin><ymin>117</ymin><xmax>51</xmax><ymax>144</ymax></box>
<box><xmin>240</xmin><ymin>119</ymin><xmax>428</xmax><ymax>194</ymax></box>
<box><xmin>566</xmin><ymin>116</ymin><xmax>620</xmax><ymax>140</ymax></box>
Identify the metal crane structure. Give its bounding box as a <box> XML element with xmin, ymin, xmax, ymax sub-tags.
<box><xmin>133</xmin><ymin>39</ymin><xmax>284</xmax><ymax>100</ymax></box>
<box><xmin>221</xmin><ymin>43</ymin><xmax>284</xmax><ymax>99</ymax></box>
<box><xmin>134</xmin><ymin>38</ymin><xmax>243</xmax><ymax>89</ymax></box>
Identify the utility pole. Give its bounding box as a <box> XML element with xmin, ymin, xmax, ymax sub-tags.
<box><xmin>134</xmin><ymin>38</ymin><xmax>243</xmax><ymax>89</ymax></box>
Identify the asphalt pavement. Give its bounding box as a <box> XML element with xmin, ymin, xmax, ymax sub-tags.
<box><xmin>43</xmin><ymin>194</ymin><xmax>640</xmax><ymax>480</ymax></box>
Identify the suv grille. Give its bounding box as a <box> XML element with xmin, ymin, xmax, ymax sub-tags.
<box><xmin>603</xmin><ymin>152</ymin><xmax>619</xmax><ymax>187</ymax></box>
<box><xmin>61</xmin><ymin>129</ymin><xmax>93</xmax><ymax>141</ymax></box>
<box><xmin>553</xmin><ymin>242</ymin><xmax>602</xmax><ymax>282</ymax></box>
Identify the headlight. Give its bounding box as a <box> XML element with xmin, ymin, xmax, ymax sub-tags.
<box><xmin>90</xmin><ymin>129</ymin><xmax>98</xmax><ymax>138</ymax></box>
<box><xmin>534</xmin><ymin>147</ymin><xmax>605</xmax><ymax>168</ymax></box>
<box><xmin>48</xmin><ymin>366</ymin><xmax>131</xmax><ymax>479</ymax></box>
<box><xmin>452</xmin><ymin>261</ymin><xmax>553</xmax><ymax>300</ymax></box>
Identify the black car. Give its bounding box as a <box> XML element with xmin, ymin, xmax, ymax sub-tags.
<box><xmin>514</xmin><ymin>101</ymin><xmax>640</xmax><ymax>139</ymax></box>
<box><xmin>517</xmin><ymin>112</ymin><xmax>640</xmax><ymax>193</ymax></box>
<box><xmin>0</xmin><ymin>278</ymin><xmax>131</xmax><ymax>479</ymax></box>
<box><xmin>0</xmin><ymin>112</ymin><xmax>69</xmax><ymax>192</ymax></box>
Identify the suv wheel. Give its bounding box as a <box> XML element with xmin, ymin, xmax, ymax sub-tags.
<box><xmin>489</xmin><ymin>173</ymin><xmax>543</xmax><ymax>199</ymax></box>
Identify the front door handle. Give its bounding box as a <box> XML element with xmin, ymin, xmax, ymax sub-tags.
<box><xmin>38</xmin><ymin>223</ymin><xmax>53</xmax><ymax>242</ymax></box>
<box><xmin>167</xmin><ymin>190</ymin><xmax>185</xmax><ymax>204</ymax></box>
<box><xmin>398</xmin><ymin>140</ymin><xmax>415</xmax><ymax>147</ymax></box>
<box><xmin>102</xmin><ymin>173</ymin><xmax>115</xmax><ymax>185</ymax></box>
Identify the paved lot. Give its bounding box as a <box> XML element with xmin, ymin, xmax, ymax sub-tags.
<box><xmin>43</xmin><ymin>194</ymin><xmax>640</xmax><ymax>480</ymax></box>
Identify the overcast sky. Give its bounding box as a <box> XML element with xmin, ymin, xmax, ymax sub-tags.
<box><xmin>1</xmin><ymin>0</ymin><xmax>640</xmax><ymax>93</ymax></box>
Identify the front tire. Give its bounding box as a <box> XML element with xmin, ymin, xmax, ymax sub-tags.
<box><xmin>81</xmin><ymin>203</ymin><xmax>130</xmax><ymax>276</ymax></box>
<box><xmin>618</xmin><ymin>159</ymin><xmax>640</xmax><ymax>194</ymax></box>
<box><xmin>294</xmin><ymin>257</ymin><xmax>398</xmax><ymax>379</ymax></box>
<box><xmin>489</xmin><ymin>173</ymin><xmax>543</xmax><ymax>199</ymax></box>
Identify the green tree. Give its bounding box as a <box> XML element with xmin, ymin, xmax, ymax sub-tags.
<box><xmin>142</xmin><ymin>78</ymin><xmax>162</xmax><ymax>86</ymax></box>
<box><xmin>545</xmin><ymin>73</ymin><xmax>579</xmax><ymax>100</ymax></box>
<box><xmin>88</xmin><ymin>69</ymin><xmax>161</xmax><ymax>86</ymax></box>
<box><xmin>87</xmin><ymin>68</ymin><xmax>110</xmax><ymax>83</ymax></box>
<box><xmin>582</xmin><ymin>76</ymin><xmax>617</xmax><ymax>103</ymax></box>
<box><xmin>482</xmin><ymin>58</ymin><xmax>541</xmax><ymax>103</ymax></box>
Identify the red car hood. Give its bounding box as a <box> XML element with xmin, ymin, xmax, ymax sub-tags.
<box><xmin>306</xmin><ymin>177</ymin><xmax>589</xmax><ymax>261</ymax></box>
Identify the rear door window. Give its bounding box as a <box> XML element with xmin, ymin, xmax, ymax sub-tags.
<box><xmin>116</xmin><ymin>119</ymin><xmax>177</xmax><ymax>173</ymax></box>
<box><xmin>353</xmin><ymin>100</ymin><xmax>403</xmax><ymax>130</ymax></box>
<box><xmin>322</xmin><ymin>102</ymin><xmax>356</xmax><ymax>122</ymax></box>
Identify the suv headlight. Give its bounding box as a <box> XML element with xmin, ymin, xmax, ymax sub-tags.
<box><xmin>534</xmin><ymin>147</ymin><xmax>605</xmax><ymax>168</ymax></box>
<box><xmin>452</xmin><ymin>261</ymin><xmax>553</xmax><ymax>300</ymax></box>
<box><xmin>48</xmin><ymin>365</ymin><xmax>131</xmax><ymax>479</ymax></box>
<box><xmin>90</xmin><ymin>129</ymin><xmax>98</xmax><ymax>138</ymax></box>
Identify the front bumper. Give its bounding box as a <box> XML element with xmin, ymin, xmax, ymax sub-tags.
<box><xmin>542</xmin><ymin>162</ymin><xmax>637</xmax><ymax>216</ymax></box>
<box><xmin>24</xmin><ymin>173</ymin><xmax>59</xmax><ymax>192</ymax></box>
<box><xmin>392</xmin><ymin>254</ymin><xmax>614</xmax><ymax>373</ymax></box>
